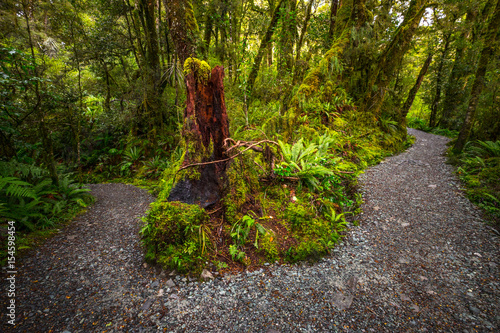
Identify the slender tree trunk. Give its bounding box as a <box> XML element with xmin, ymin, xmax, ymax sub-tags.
<box><xmin>139</xmin><ymin>0</ymin><xmax>162</xmax><ymax>138</ymax></box>
<box><xmin>103</xmin><ymin>61</ymin><xmax>111</xmax><ymax>112</ymax></box>
<box><xmin>277</xmin><ymin>0</ymin><xmax>297</xmax><ymax>79</ymax></box>
<box><xmin>123</xmin><ymin>0</ymin><xmax>142</xmax><ymax>71</ymax></box>
<box><xmin>295</xmin><ymin>0</ymin><xmax>314</xmax><ymax>64</ymax></box>
<box><xmin>247</xmin><ymin>0</ymin><xmax>286</xmax><ymax>96</ymax></box>
<box><xmin>203</xmin><ymin>1</ymin><xmax>216</xmax><ymax>57</ymax></box>
<box><xmin>429</xmin><ymin>32</ymin><xmax>451</xmax><ymax>128</ymax></box>
<box><xmin>401</xmin><ymin>53</ymin><xmax>433</xmax><ymax>122</ymax></box>
<box><xmin>326</xmin><ymin>0</ymin><xmax>339</xmax><ymax>47</ymax></box>
<box><xmin>440</xmin><ymin>4</ymin><xmax>490</xmax><ymax>128</ymax></box>
<box><xmin>454</xmin><ymin>0</ymin><xmax>500</xmax><ymax>153</ymax></box>
<box><xmin>361</xmin><ymin>0</ymin><xmax>428</xmax><ymax>119</ymax></box>
<box><xmin>70</xmin><ymin>19</ymin><xmax>83</xmax><ymax>172</ymax></box>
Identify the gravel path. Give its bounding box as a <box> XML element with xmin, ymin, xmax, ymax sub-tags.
<box><xmin>2</xmin><ymin>129</ymin><xmax>499</xmax><ymax>332</ymax></box>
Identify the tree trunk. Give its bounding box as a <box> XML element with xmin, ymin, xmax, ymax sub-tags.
<box><xmin>203</xmin><ymin>1</ymin><xmax>216</xmax><ymax>57</ymax></box>
<box><xmin>440</xmin><ymin>3</ymin><xmax>490</xmax><ymax>128</ymax></box>
<box><xmin>165</xmin><ymin>2</ymin><xmax>230</xmax><ymax>207</ymax></box>
<box><xmin>429</xmin><ymin>32</ymin><xmax>451</xmax><ymax>128</ymax></box>
<box><xmin>454</xmin><ymin>0</ymin><xmax>500</xmax><ymax>153</ymax></box>
<box><xmin>168</xmin><ymin>63</ymin><xmax>230</xmax><ymax>207</ymax></box>
<box><xmin>247</xmin><ymin>0</ymin><xmax>286</xmax><ymax>96</ymax></box>
<box><xmin>295</xmin><ymin>0</ymin><xmax>314</xmax><ymax>65</ymax></box>
<box><xmin>277</xmin><ymin>0</ymin><xmax>297</xmax><ymax>79</ymax></box>
<box><xmin>361</xmin><ymin>0</ymin><xmax>428</xmax><ymax>120</ymax></box>
<box><xmin>326</xmin><ymin>0</ymin><xmax>339</xmax><ymax>47</ymax></box>
<box><xmin>400</xmin><ymin>53</ymin><xmax>433</xmax><ymax>122</ymax></box>
<box><xmin>139</xmin><ymin>0</ymin><xmax>162</xmax><ymax>138</ymax></box>
<box><xmin>164</xmin><ymin>0</ymin><xmax>199</xmax><ymax>64</ymax></box>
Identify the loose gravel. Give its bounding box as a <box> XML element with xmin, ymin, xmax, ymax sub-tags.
<box><xmin>2</xmin><ymin>129</ymin><xmax>499</xmax><ymax>332</ymax></box>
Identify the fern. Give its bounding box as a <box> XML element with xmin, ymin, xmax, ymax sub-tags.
<box><xmin>0</xmin><ymin>160</ymin><xmax>48</xmax><ymax>178</ymax></box>
<box><xmin>465</xmin><ymin>140</ymin><xmax>500</xmax><ymax>158</ymax></box>
<box><xmin>0</xmin><ymin>176</ymin><xmax>36</xmax><ymax>199</ymax></box>
<box><xmin>276</xmin><ymin>135</ymin><xmax>336</xmax><ymax>190</ymax></box>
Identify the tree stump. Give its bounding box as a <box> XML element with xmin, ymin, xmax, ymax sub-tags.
<box><xmin>168</xmin><ymin>58</ymin><xmax>230</xmax><ymax>208</ymax></box>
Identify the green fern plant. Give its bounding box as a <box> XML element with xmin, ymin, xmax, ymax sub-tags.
<box><xmin>56</xmin><ymin>174</ymin><xmax>90</xmax><ymax>206</ymax></box>
<box><xmin>465</xmin><ymin>140</ymin><xmax>500</xmax><ymax>158</ymax></box>
<box><xmin>276</xmin><ymin>135</ymin><xmax>336</xmax><ymax>191</ymax></box>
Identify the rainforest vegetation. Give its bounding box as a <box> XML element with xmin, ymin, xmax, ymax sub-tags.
<box><xmin>1</xmin><ymin>0</ymin><xmax>499</xmax><ymax>273</ymax></box>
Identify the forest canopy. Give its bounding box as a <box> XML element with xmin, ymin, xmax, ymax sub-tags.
<box><xmin>1</xmin><ymin>0</ymin><xmax>499</xmax><ymax>273</ymax></box>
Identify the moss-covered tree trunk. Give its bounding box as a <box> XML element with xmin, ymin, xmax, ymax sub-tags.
<box><xmin>400</xmin><ymin>53</ymin><xmax>433</xmax><ymax>122</ymax></box>
<box><xmin>360</xmin><ymin>0</ymin><xmax>428</xmax><ymax>120</ymax></box>
<box><xmin>164</xmin><ymin>0</ymin><xmax>199</xmax><ymax>64</ymax></box>
<box><xmin>439</xmin><ymin>9</ymin><xmax>476</xmax><ymax>128</ymax></box>
<box><xmin>429</xmin><ymin>32</ymin><xmax>452</xmax><ymax>128</ymax></box>
<box><xmin>326</xmin><ymin>0</ymin><xmax>339</xmax><ymax>47</ymax></box>
<box><xmin>247</xmin><ymin>0</ymin><xmax>286</xmax><ymax>96</ymax></box>
<box><xmin>454</xmin><ymin>0</ymin><xmax>500</xmax><ymax>153</ymax></box>
<box><xmin>277</xmin><ymin>0</ymin><xmax>297</xmax><ymax>79</ymax></box>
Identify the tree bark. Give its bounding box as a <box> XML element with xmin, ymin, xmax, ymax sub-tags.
<box><xmin>277</xmin><ymin>0</ymin><xmax>297</xmax><ymax>79</ymax></box>
<box><xmin>400</xmin><ymin>53</ymin><xmax>433</xmax><ymax>122</ymax></box>
<box><xmin>454</xmin><ymin>0</ymin><xmax>500</xmax><ymax>153</ymax></box>
<box><xmin>326</xmin><ymin>0</ymin><xmax>339</xmax><ymax>47</ymax></box>
<box><xmin>361</xmin><ymin>0</ymin><xmax>429</xmax><ymax>119</ymax></box>
<box><xmin>247</xmin><ymin>0</ymin><xmax>286</xmax><ymax>96</ymax></box>
<box><xmin>164</xmin><ymin>0</ymin><xmax>199</xmax><ymax>64</ymax></box>
<box><xmin>429</xmin><ymin>32</ymin><xmax>451</xmax><ymax>128</ymax></box>
<box><xmin>168</xmin><ymin>63</ymin><xmax>230</xmax><ymax>207</ymax></box>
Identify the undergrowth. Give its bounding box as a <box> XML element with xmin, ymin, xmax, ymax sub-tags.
<box><xmin>452</xmin><ymin>140</ymin><xmax>500</xmax><ymax>227</ymax></box>
<box><xmin>407</xmin><ymin>116</ymin><xmax>459</xmax><ymax>138</ymax></box>
<box><xmin>0</xmin><ymin>160</ymin><xmax>93</xmax><ymax>266</ymax></box>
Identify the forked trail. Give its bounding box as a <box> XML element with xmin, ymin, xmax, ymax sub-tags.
<box><xmin>2</xmin><ymin>128</ymin><xmax>498</xmax><ymax>332</ymax></box>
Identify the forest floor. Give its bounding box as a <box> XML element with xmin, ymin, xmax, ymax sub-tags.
<box><xmin>2</xmin><ymin>129</ymin><xmax>499</xmax><ymax>332</ymax></box>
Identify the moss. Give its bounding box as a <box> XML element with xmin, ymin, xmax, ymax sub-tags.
<box><xmin>184</xmin><ymin>1</ymin><xmax>199</xmax><ymax>33</ymax></box>
<box><xmin>258</xmin><ymin>230</ymin><xmax>279</xmax><ymax>262</ymax></box>
<box><xmin>183</xmin><ymin>57</ymin><xmax>211</xmax><ymax>83</ymax></box>
<box><xmin>223</xmin><ymin>162</ymin><xmax>251</xmax><ymax>224</ymax></box>
<box><xmin>156</xmin><ymin>149</ymin><xmax>185</xmax><ymax>201</ymax></box>
<box><xmin>285</xmin><ymin>239</ymin><xmax>327</xmax><ymax>262</ymax></box>
<box><xmin>223</xmin><ymin>154</ymin><xmax>261</xmax><ymax>225</ymax></box>
<box><xmin>141</xmin><ymin>201</ymin><xmax>209</xmax><ymax>273</ymax></box>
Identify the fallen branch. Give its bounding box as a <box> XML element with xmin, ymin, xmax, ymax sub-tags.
<box><xmin>178</xmin><ymin>139</ymin><xmax>279</xmax><ymax>171</ymax></box>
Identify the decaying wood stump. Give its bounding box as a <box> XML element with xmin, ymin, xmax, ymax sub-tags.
<box><xmin>168</xmin><ymin>59</ymin><xmax>230</xmax><ymax>208</ymax></box>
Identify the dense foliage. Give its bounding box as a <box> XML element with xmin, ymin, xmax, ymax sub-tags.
<box><xmin>1</xmin><ymin>0</ymin><xmax>498</xmax><ymax>273</ymax></box>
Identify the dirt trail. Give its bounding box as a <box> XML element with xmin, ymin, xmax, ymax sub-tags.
<box><xmin>2</xmin><ymin>129</ymin><xmax>498</xmax><ymax>332</ymax></box>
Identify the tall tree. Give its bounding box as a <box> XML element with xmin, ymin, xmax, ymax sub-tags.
<box><xmin>326</xmin><ymin>0</ymin><xmax>339</xmax><ymax>47</ymax></box>
<box><xmin>360</xmin><ymin>0</ymin><xmax>430</xmax><ymax>119</ymax></box>
<box><xmin>428</xmin><ymin>31</ymin><xmax>452</xmax><ymax>128</ymax></box>
<box><xmin>454</xmin><ymin>0</ymin><xmax>500</xmax><ymax>152</ymax></box>
<box><xmin>247</xmin><ymin>0</ymin><xmax>286</xmax><ymax>96</ymax></box>
<box><xmin>401</xmin><ymin>53</ymin><xmax>433</xmax><ymax>122</ymax></box>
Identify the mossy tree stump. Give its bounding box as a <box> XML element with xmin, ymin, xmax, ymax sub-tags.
<box><xmin>168</xmin><ymin>58</ymin><xmax>230</xmax><ymax>208</ymax></box>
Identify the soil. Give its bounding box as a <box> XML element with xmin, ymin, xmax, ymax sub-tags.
<box><xmin>1</xmin><ymin>129</ymin><xmax>498</xmax><ymax>332</ymax></box>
